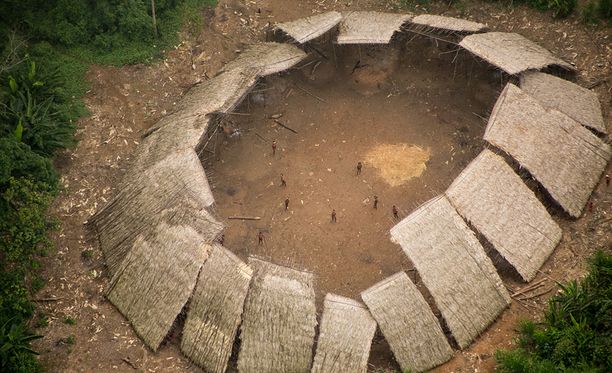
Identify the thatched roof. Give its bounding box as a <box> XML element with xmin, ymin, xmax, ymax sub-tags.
<box><xmin>220</xmin><ymin>42</ymin><xmax>307</xmax><ymax>77</ymax></box>
<box><xmin>459</xmin><ymin>32</ymin><xmax>574</xmax><ymax>75</ymax></box>
<box><xmin>181</xmin><ymin>245</ymin><xmax>253</xmax><ymax>373</ymax></box>
<box><xmin>89</xmin><ymin>149</ymin><xmax>222</xmax><ymax>276</ymax></box>
<box><xmin>390</xmin><ymin>196</ymin><xmax>511</xmax><ymax>349</ymax></box>
<box><xmin>484</xmin><ymin>83</ymin><xmax>611</xmax><ymax>217</ymax></box>
<box><xmin>446</xmin><ymin>149</ymin><xmax>562</xmax><ymax>281</ymax></box>
<box><xmin>132</xmin><ymin>44</ymin><xmax>305</xmax><ymax>172</ymax></box>
<box><xmin>336</xmin><ymin>11</ymin><xmax>413</xmax><ymax>44</ymax></box>
<box><xmin>409</xmin><ymin>14</ymin><xmax>487</xmax><ymax>34</ymax></box>
<box><xmin>274</xmin><ymin>11</ymin><xmax>343</xmax><ymax>43</ymax></box>
<box><xmin>131</xmin><ymin>69</ymin><xmax>258</xmax><ymax>171</ymax></box>
<box><xmin>237</xmin><ymin>257</ymin><xmax>317</xmax><ymax>372</ymax></box>
<box><xmin>520</xmin><ymin>71</ymin><xmax>607</xmax><ymax>134</ymax></box>
<box><xmin>361</xmin><ymin>272</ymin><xmax>453</xmax><ymax>372</ymax></box>
<box><xmin>107</xmin><ymin>222</ymin><xmax>210</xmax><ymax>351</ymax></box>
<box><xmin>311</xmin><ymin>294</ymin><xmax>376</xmax><ymax>373</ymax></box>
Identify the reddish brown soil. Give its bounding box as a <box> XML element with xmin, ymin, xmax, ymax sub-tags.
<box><xmin>212</xmin><ymin>41</ymin><xmax>497</xmax><ymax>304</ymax></box>
<box><xmin>33</xmin><ymin>0</ymin><xmax>610</xmax><ymax>372</ymax></box>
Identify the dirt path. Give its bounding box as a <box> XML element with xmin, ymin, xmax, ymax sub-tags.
<box><xmin>34</xmin><ymin>1</ymin><xmax>610</xmax><ymax>372</ymax></box>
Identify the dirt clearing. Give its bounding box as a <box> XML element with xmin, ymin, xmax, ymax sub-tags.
<box><xmin>207</xmin><ymin>39</ymin><xmax>499</xmax><ymax>303</ymax></box>
<box><xmin>33</xmin><ymin>0</ymin><xmax>611</xmax><ymax>372</ymax></box>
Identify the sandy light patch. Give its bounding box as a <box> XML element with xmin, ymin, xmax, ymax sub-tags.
<box><xmin>365</xmin><ymin>143</ymin><xmax>431</xmax><ymax>187</ymax></box>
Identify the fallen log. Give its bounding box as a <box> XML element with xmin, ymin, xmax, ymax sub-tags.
<box><xmin>274</xmin><ymin>119</ymin><xmax>298</xmax><ymax>134</ymax></box>
<box><xmin>228</xmin><ymin>216</ymin><xmax>261</xmax><ymax>220</ymax></box>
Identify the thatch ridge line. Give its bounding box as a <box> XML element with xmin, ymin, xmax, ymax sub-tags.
<box><xmin>483</xmin><ymin>85</ymin><xmax>510</xmax><ymax>139</ymax></box>
<box><xmin>274</xmin><ymin>11</ymin><xmax>343</xmax><ymax>44</ymax></box>
<box><xmin>409</xmin><ymin>14</ymin><xmax>488</xmax><ymax>34</ymax></box>
<box><xmin>248</xmin><ymin>254</ymin><xmax>315</xmax><ymax>275</ymax></box>
<box><xmin>324</xmin><ymin>298</ymin><xmax>368</xmax><ymax>309</ymax></box>
<box><xmin>484</xmin><ymin>83</ymin><xmax>610</xmax><ymax>217</ymax></box>
<box><xmin>459</xmin><ymin>32</ymin><xmax>574</xmax><ymax>75</ymax></box>
<box><xmin>336</xmin><ymin>11</ymin><xmax>413</xmax><ymax>44</ymax></box>
<box><xmin>520</xmin><ymin>72</ymin><xmax>607</xmax><ymax>134</ymax></box>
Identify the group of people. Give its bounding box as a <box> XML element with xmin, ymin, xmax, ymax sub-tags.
<box><xmin>257</xmin><ymin>141</ymin><xmax>401</xmax><ymax>244</ymax></box>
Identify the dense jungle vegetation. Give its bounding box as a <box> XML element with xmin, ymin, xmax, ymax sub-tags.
<box><xmin>496</xmin><ymin>251</ymin><xmax>612</xmax><ymax>372</ymax></box>
<box><xmin>0</xmin><ymin>1</ymin><xmax>214</xmax><ymax>371</ymax></box>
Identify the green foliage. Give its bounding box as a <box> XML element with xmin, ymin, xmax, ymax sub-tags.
<box><xmin>496</xmin><ymin>251</ymin><xmax>612</xmax><ymax>372</ymax></box>
<box><xmin>34</xmin><ymin>313</ymin><xmax>48</xmax><ymax>329</ymax></box>
<box><xmin>513</xmin><ymin>0</ymin><xmax>577</xmax><ymax>17</ymax></box>
<box><xmin>0</xmin><ymin>55</ymin><xmax>77</xmax><ymax>157</ymax></box>
<box><xmin>582</xmin><ymin>2</ymin><xmax>600</xmax><ymax>23</ymax></box>
<box><xmin>0</xmin><ymin>177</ymin><xmax>56</xmax><ymax>264</ymax></box>
<box><xmin>0</xmin><ymin>318</ymin><xmax>42</xmax><ymax>373</ymax></box>
<box><xmin>399</xmin><ymin>0</ymin><xmax>429</xmax><ymax>7</ymax></box>
<box><xmin>0</xmin><ymin>137</ymin><xmax>57</xmax><ymax>373</ymax></box>
<box><xmin>63</xmin><ymin>335</ymin><xmax>75</xmax><ymax>345</ymax></box>
<box><xmin>1</xmin><ymin>0</ymin><xmax>217</xmax><ymax>66</ymax></box>
<box><xmin>0</xmin><ymin>138</ymin><xmax>58</xmax><ymax>190</ymax></box>
<box><xmin>81</xmin><ymin>249</ymin><xmax>93</xmax><ymax>260</ymax></box>
<box><xmin>63</xmin><ymin>316</ymin><xmax>76</xmax><ymax>325</ymax></box>
<box><xmin>596</xmin><ymin>0</ymin><xmax>612</xmax><ymax>20</ymax></box>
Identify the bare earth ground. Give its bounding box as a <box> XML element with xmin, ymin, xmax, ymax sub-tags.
<box><xmin>34</xmin><ymin>0</ymin><xmax>610</xmax><ymax>372</ymax></box>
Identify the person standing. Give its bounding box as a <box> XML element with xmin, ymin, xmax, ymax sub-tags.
<box><xmin>373</xmin><ymin>195</ymin><xmax>378</xmax><ymax>209</ymax></box>
<box><xmin>392</xmin><ymin>205</ymin><xmax>399</xmax><ymax>219</ymax></box>
<box><xmin>272</xmin><ymin>140</ymin><xmax>277</xmax><ymax>156</ymax></box>
<box><xmin>285</xmin><ymin>197</ymin><xmax>290</xmax><ymax>211</ymax></box>
<box><xmin>331</xmin><ymin>209</ymin><xmax>337</xmax><ymax>223</ymax></box>
<box><xmin>258</xmin><ymin>231</ymin><xmax>264</xmax><ymax>245</ymax></box>
<box><xmin>356</xmin><ymin>161</ymin><xmax>363</xmax><ymax>176</ymax></box>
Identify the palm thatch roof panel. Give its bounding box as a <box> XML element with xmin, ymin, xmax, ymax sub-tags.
<box><xmin>311</xmin><ymin>294</ymin><xmax>376</xmax><ymax>373</ymax></box>
<box><xmin>484</xmin><ymin>83</ymin><xmax>611</xmax><ymax>217</ymax></box>
<box><xmin>336</xmin><ymin>11</ymin><xmax>413</xmax><ymax>44</ymax></box>
<box><xmin>390</xmin><ymin>196</ymin><xmax>511</xmax><ymax>349</ymax></box>
<box><xmin>132</xmin><ymin>69</ymin><xmax>259</xmax><ymax>171</ymax></box>
<box><xmin>181</xmin><ymin>245</ymin><xmax>253</xmax><ymax>373</ymax></box>
<box><xmin>90</xmin><ymin>149</ymin><xmax>222</xmax><ymax>275</ymax></box>
<box><xmin>361</xmin><ymin>272</ymin><xmax>453</xmax><ymax>372</ymax></box>
<box><xmin>237</xmin><ymin>257</ymin><xmax>317</xmax><ymax>372</ymax></box>
<box><xmin>274</xmin><ymin>11</ymin><xmax>343</xmax><ymax>43</ymax></box>
<box><xmin>220</xmin><ymin>42</ymin><xmax>307</xmax><ymax>77</ymax></box>
<box><xmin>520</xmin><ymin>72</ymin><xmax>607</xmax><ymax>134</ymax></box>
<box><xmin>459</xmin><ymin>32</ymin><xmax>574</xmax><ymax>75</ymax></box>
<box><xmin>410</xmin><ymin>14</ymin><xmax>487</xmax><ymax>33</ymax></box>
<box><xmin>446</xmin><ymin>149</ymin><xmax>562</xmax><ymax>281</ymax></box>
<box><xmin>107</xmin><ymin>223</ymin><xmax>210</xmax><ymax>351</ymax></box>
